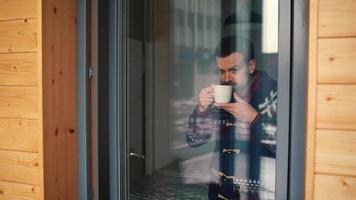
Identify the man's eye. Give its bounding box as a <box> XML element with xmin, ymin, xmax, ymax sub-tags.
<box><xmin>230</xmin><ymin>68</ymin><xmax>239</xmax><ymax>73</ymax></box>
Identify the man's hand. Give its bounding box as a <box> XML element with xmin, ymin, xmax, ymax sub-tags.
<box><xmin>215</xmin><ymin>92</ymin><xmax>258</xmax><ymax>124</ymax></box>
<box><xmin>198</xmin><ymin>85</ymin><xmax>214</xmax><ymax>112</ymax></box>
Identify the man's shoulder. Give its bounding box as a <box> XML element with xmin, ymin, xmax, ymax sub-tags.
<box><xmin>256</xmin><ymin>70</ymin><xmax>277</xmax><ymax>89</ymax></box>
<box><xmin>251</xmin><ymin>70</ymin><xmax>278</xmax><ymax>115</ymax></box>
<box><xmin>252</xmin><ymin>70</ymin><xmax>277</xmax><ymax>98</ymax></box>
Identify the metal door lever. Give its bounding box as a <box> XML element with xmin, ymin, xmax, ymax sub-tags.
<box><xmin>129</xmin><ymin>152</ymin><xmax>145</xmax><ymax>159</ymax></box>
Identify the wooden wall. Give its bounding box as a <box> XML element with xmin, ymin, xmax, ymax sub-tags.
<box><xmin>42</xmin><ymin>0</ymin><xmax>77</xmax><ymax>199</ymax></box>
<box><xmin>306</xmin><ymin>0</ymin><xmax>356</xmax><ymax>199</ymax></box>
<box><xmin>0</xmin><ymin>0</ymin><xmax>42</xmax><ymax>199</ymax></box>
<box><xmin>0</xmin><ymin>0</ymin><xmax>77</xmax><ymax>199</ymax></box>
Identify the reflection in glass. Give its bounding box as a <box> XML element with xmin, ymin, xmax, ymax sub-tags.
<box><xmin>127</xmin><ymin>0</ymin><xmax>278</xmax><ymax>199</ymax></box>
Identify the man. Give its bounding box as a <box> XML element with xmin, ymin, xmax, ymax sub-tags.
<box><xmin>186</xmin><ymin>36</ymin><xmax>277</xmax><ymax>200</ymax></box>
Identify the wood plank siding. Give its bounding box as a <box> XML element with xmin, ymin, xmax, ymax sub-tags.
<box><xmin>0</xmin><ymin>53</ymin><xmax>37</xmax><ymax>86</ymax></box>
<box><xmin>306</xmin><ymin>0</ymin><xmax>356</xmax><ymax>199</ymax></box>
<box><xmin>0</xmin><ymin>0</ymin><xmax>43</xmax><ymax>199</ymax></box>
<box><xmin>315</xmin><ymin>129</ymin><xmax>356</xmax><ymax>176</ymax></box>
<box><xmin>0</xmin><ymin>180</ymin><xmax>40</xmax><ymax>200</ymax></box>
<box><xmin>318</xmin><ymin>38</ymin><xmax>356</xmax><ymax>84</ymax></box>
<box><xmin>0</xmin><ymin>0</ymin><xmax>78</xmax><ymax>198</ymax></box>
<box><xmin>314</xmin><ymin>174</ymin><xmax>356</xmax><ymax>200</ymax></box>
<box><xmin>0</xmin><ymin>0</ymin><xmax>37</xmax><ymax>21</ymax></box>
<box><xmin>0</xmin><ymin>19</ymin><xmax>37</xmax><ymax>53</ymax></box>
<box><xmin>0</xmin><ymin>118</ymin><xmax>39</xmax><ymax>152</ymax></box>
<box><xmin>317</xmin><ymin>85</ymin><xmax>356</xmax><ymax>130</ymax></box>
<box><xmin>319</xmin><ymin>0</ymin><xmax>356</xmax><ymax>38</ymax></box>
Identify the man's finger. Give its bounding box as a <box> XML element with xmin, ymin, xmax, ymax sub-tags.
<box><xmin>206</xmin><ymin>85</ymin><xmax>214</xmax><ymax>92</ymax></box>
<box><xmin>203</xmin><ymin>97</ymin><xmax>214</xmax><ymax>102</ymax></box>
<box><xmin>209</xmin><ymin>85</ymin><xmax>215</xmax><ymax>96</ymax></box>
<box><xmin>220</xmin><ymin>105</ymin><xmax>237</xmax><ymax>114</ymax></box>
<box><xmin>216</xmin><ymin>103</ymin><xmax>234</xmax><ymax>109</ymax></box>
<box><xmin>201</xmin><ymin>93</ymin><xmax>213</xmax><ymax>100</ymax></box>
<box><xmin>214</xmin><ymin>102</ymin><xmax>227</xmax><ymax>108</ymax></box>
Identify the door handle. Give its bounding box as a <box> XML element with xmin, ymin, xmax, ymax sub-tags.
<box><xmin>129</xmin><ymin>152</ymin><xmax>145</xmax><ymax>160</ymax></box>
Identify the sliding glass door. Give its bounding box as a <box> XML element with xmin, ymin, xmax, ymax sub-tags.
<box><xmin>104</xmin><ymin>0</ymin><xmax>303</xmax><ymax>199</ymax></box>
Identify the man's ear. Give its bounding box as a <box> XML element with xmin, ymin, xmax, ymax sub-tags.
<box><xmin>248</xmin><ymin>59</ymin><xmax>256</xmax><ymax>74</ymax></box>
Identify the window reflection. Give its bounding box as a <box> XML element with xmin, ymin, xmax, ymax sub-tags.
<box><xmin>128</xmin><ymin>0</ymin><xmax>278</xmax><ymax>199</ymax></box>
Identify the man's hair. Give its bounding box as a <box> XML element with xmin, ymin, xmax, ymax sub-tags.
<box><xmin>215</xmin><ymin>35</ymin><xmax>255</xmax><ymax>63</ymax></box>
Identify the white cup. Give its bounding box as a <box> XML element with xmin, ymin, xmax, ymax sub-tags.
<box><xmin>213</xmin><ymin>85</ymin><xmax>232</xmax><ymax>103</ymax></box>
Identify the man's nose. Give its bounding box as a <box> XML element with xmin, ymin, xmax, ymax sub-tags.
<box><xmin>222</xmin><ymin>73</ymin><xmax>232</xmax><ymax>82</ymax></box>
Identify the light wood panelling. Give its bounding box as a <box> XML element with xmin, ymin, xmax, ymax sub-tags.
<box><xmin>0</xmin><ymin>19</ymin><xmax>37</xmax><ymax>53</ymax></box>
<box><xmin>317</xmin><ymin>85</ymin><xmax>356</xmax><ymax>130</ymax></box>
<box><xmin>0</xmin><ymin>0</ymin><xmax>42</xmax><ymax>198</ymax></box>
<box><xmin>0</xmin><ymin>0</ymin><xmax>36</xmax><ymax>21</ymax></box>
<box><xmin>0</xmin><ymin>149</ymin><xmax>39</xmax><ymax>185</ymax></box>
<box><xmin>316</xmin><ymin>129</ymin><xmax>356</xmax><ymax>176</ymax></box>
<box><xmin>0</xmin><ymin>118</ymin><xmax>39</xmax><ymax>152</ymax></box>
<box><xmin>308</xmin><ymin>0</ymin><xmax>356</xmax><ymax>199</ymax></box>
<box><xmin>319</xmin><ymin>0</ymin><xmax>356</xmax><ymax>37</ymax></box>
<box><xmin>0</xmin><ymin>53</ymin><xmax>37</xmax><ymax>86</ymax></box>
<box><xmin>0</xmin><ymin>180</ymin><xmax>39</xmax><ymax>200</ymax></box>
<box><xmin>0</xmin><ymin>86</ymin><xmax>38</xmax><ymax>119</ymax></box>
<box><xmin>314</xmin><ymin>174</ymin><xmax>356</xmax><ymax>200</ymax></box>
<box><xmin>318</xmin><ymin>38</ymin><xmax>356</xmax><ymax>83</ymax></box>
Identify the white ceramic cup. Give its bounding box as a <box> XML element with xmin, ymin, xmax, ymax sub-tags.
<box><xmin>213</xmin><ymin>85</ymin><xmax>232</xmax><ymax>103</ymax></box>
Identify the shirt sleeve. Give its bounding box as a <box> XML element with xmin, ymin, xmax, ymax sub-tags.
<box><xmin>186</xmin><ymin>106</ymin><xmax>217</xmax><ymax>147</ymax></box>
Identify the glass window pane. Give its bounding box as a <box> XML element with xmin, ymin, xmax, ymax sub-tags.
<box><xmin>127</xmin><ymin>0</ymin><xmax>279</xmax><ymax>199</ymax></box>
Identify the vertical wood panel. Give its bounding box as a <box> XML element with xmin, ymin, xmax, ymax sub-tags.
<box><xmin>305</xmin><ymin>0</ymin><xmax>319</xmax><ymax>199</ymax></box>
<box><xmin>316</xmin><ymin>129</ymin><xmax>356</xmax><ymax>176</ymax></box>
<box><xmin>0</xmin><ymin>86</ymin><xmax>38</xmax><ymax>119</ymax></box>
<box><xmin>42</xmin><ymin>0</ymin><xmax>77</xmax><ymax>199</ymax></box>
<box><xmin>319</xmin><ymin>0</ymin><xmax>356</xmax><ymax>37</ymax></box>
<box><xmin>36</xmin><ymin>0</ymin><xmax>43</xmax><ymax>198</ymax></box>
<box><xmin>317</xmin><ymin>85</ymin><xmax>356</xmax><ymax>130</ymax></box>
<box><xmin>314</xmin><ymin>174</ymin><xmax>356</xmax><ymax>200</ymax></box>
<box><xmin>318</xmin><ymin>38</ymin><xmax>356</xmax><ymax>83</ymax></box>
<box><xmin>0</xmin><ymin>53</ymin><xmax>37</xmax><ymax>86</ymax></box>
<box><xmin>0</xmin><ymin>19</ymin><xmax>37</xmax><ymax>53</ymax></box>
<box><xmin>0</xmin><ymin>0</ymin><xmax>36</xmax><ymax>21</ymax></box>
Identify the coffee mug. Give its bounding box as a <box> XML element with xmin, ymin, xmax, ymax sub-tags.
<box><xmin>213</xmin><ymin>85</ymin><xmax>232</xmax><ymax>103</ymax></box>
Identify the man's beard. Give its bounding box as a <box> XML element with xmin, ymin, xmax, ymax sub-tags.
<box><xmin>220</xmin><ymin>80</ymin><xmax>235</xmax><ymax>86</ymax></box>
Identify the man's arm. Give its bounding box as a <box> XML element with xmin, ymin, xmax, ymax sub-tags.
<box><xmin>186</xmin><ymin>86</ymin><xmax>216</xmax><ymax>147</ymax></box>
<box><xmin>186</xmin><ymin>107</ymin><xmax>217</xmax><ymax>147</ymax></box>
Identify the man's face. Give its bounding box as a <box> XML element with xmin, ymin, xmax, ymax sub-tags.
<box><xmin>216</xmin><ymin>52</ymin><xmax>256</xmax><ymax>94</ymax></box>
